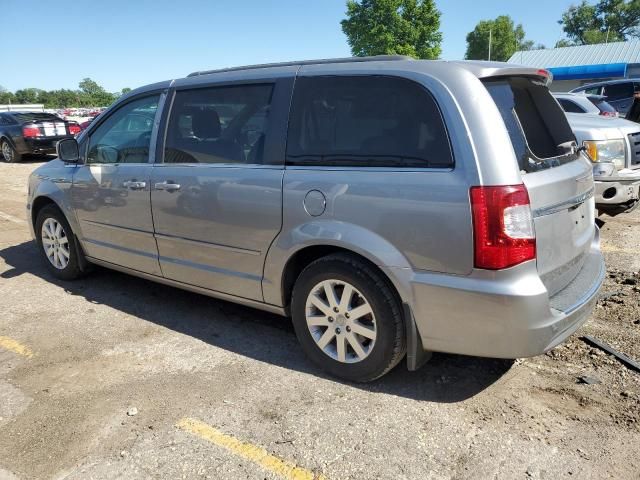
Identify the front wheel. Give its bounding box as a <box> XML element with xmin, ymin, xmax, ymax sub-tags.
<box><xmin>291</xmin><ymin>254</ymin><xmax>406</xmax><ymax>382</ymax></box>
<box><xmin>35</xmin><ymin>205</ymin><xmax>85</xmax><ymax>280</ymax></box>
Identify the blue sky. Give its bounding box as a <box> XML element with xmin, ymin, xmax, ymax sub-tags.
<box><xmin>4</xmin><ymin>0</ymin><xmax>576</xmax><ymax>92</ymax></box>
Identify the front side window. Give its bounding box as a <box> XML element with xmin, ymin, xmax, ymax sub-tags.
<box><xmin>603</xmin><ymin>82</ymin><xmax>634</xmax><ymax>101</ymax></box>
<box><xmin>164</xmin><ymin>84</ymin><xmax>273</xmax><ymax>164</ymax></box>
<box><xmin>286</xmin><ymin>76</ymin><xmax>454</xmax><ymax>168</ymax></box>
<box><xmin>87</xmin><ymin>95</ymin><xmax>159</xmax><ymax>164</ymax></box>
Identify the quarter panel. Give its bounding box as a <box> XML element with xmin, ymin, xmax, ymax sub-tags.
<box><xmin>262</xmin><ymin>168</ymin><xmax>473</xmax><ymax>306</ymax></box>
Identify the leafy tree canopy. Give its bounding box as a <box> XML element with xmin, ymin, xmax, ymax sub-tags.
<box><xmin>559</xmin><ymin>0</ymin><xmax>640</xmax><ymax>45</ymax></box>
<box><xmin>341</xmin><ymin>0</ymin><xmax>443</xmax><ymax>59</ymax></box>
<box><xmin>0</xmin><ymin>79</ymin><xmax>131</xmax><ymax>108</ymax></box>
<box><xmin>465</xmin><ymin>15</ymin><xmax>534</xmax><ymax>61</ymax></box>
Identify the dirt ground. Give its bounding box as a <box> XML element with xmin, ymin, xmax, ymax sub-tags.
<box><xmin>0</xmin><ymin>158</ymin><xmax>638</xmax><ymax>480</ymax></box>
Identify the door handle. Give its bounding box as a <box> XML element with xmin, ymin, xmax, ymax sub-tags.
<box><xmin>122</xmin><ymin>180</ymin><xmax>147</xmax><ymax>190</ymax></box>
<box><xmin>154</xmin><ymin>181</ymin><xmax>181</xmax><ymax>192</ymax></box>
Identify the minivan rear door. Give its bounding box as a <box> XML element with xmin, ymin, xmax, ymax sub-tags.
<box><xmin>484</xmin><ymin>77</ymin><xmax>596</xmax><ymax>296</ymax></box>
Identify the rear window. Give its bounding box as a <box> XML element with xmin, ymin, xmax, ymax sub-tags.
<box><xmin>557</xmin><ymin>98</ymin><xmax>585</xmax><ymax>113</ymax></box>
<box><xmin>484</xmin><ymin>77</ymin><xmax>576</xmax><ymax>172</ymax></box>
<box><xmin>589</xmin><ymin>98</ymin><xmax>617</xmax><ymax>114</ymax></box>
<box><xmin>13</xmin><ymin>113</ymin><xmax>63</xmax><ymax>123</ymax></box>
<box><xmin>286</xmin><ymin>76</ymin><xmax>454</xmax><ymax>168</ymax></box>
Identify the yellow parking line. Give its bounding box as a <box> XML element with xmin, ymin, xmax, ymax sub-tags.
<box><xmin>176</xmin><ymin>417</ymin><xmax>326</xmax><ymax>480</ymax></box>
<box><xmin>601</xmin><ymin>245</ymin><xmax>636</xmax><ymax>254</ymax></box>
<box><xmin>0</xmin><ymin>336</ymin><xmax>34</xmax><ymax>358</ymax></box>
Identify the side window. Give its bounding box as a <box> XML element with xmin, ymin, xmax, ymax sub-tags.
<box><xmin>603</xmin><ymin>82</ymin><xmax>634</xmax><ymax>101</ymax></box>
<box><xmin>164</xmin><ymin>84</ymin><xmax>273</xmax><ymax>164</ymax></box>
<box><xmin>87</xmin><ymin>95</ymin><xmax>160</xmax><ymax>164</ymax></box>
<box><xmin>286</xmin><ymin>76</ymin><xmax>454</xmax><ymax>168</ymax></box>
<box><xmin>583</xmin><ymin>86</ymin><xmax>602</xmax><ymax>95</ymax></box>
<box><xmin>557</xmin><ymin>98</ymin><xmax>585</xmax><ymax>113</ymax></box>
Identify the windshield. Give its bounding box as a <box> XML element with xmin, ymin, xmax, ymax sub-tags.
<box><xmin>484</xmin><ymin>77</ymin><xmax>577</xmax><ymax>172</ymax></box>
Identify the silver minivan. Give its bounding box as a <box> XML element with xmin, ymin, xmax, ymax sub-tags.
<box><xmin>27</xmin><ymin>57</ymin><xmax>605</xmax><ymax>382</ymax></box>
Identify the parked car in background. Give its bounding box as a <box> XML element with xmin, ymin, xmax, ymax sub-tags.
<box><xmin>570</xmin><ymin>79</ymin><xmax>640</xmax><ymax>115</ymax></box>
<box><xmin>554</xmin><ymin>92</ymin><xmax>618</xmax><ymax>117</ymax></box>
<box><xmin>27</xmin><ymin>58</ymin><xmax>604</xmax><ymax>382</ymax></box>
<box><xmin>564</xmin><ymin>112</ymin><xmax>640</xmax><ymax>215</ymax></box>
<box><xmin>0</xmin><ymin>111</ymin><xmax>81</xmax><ymax>162</ymax></box>
<box><xmin>79</xmin><ymin>117</ymin><xmax>96</xmax><ymax>131</ymax></box>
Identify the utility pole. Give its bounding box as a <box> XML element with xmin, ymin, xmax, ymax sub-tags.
<box><xmin>606</xmin><ymin>26</ymin><xmax>610</xmax><ymax>43</ymax></box>
<box><xmin>488</xmin><ymin>28</ymin><xmax>492</xmax><ymax>61</ymax></box>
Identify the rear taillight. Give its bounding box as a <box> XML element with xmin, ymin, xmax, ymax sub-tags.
<box><xmin>22</xmin><ymin>125</ymin><xmax>41</xmax><ymax>138</ymax></box>
<box><xmin>68</xmin><ymin>123</ymin><xmax>81</xmax><ymax>135</ymax></box>
<box><xmin>470</xmin><ymin>185</ymin><xmax>536</xmax><ymax>270</ymax></box>
<box><xmin>600</xmin><ymin>111</ymin><xmax>617</xmax><ymax>117</ymax></box>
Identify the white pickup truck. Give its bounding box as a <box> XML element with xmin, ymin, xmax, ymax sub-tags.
<box><xmin>554</xmin><ymin>93</ymin><xmax>640</xmax><ymax>215</ymax></box>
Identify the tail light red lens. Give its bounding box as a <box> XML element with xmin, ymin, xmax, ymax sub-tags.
<box><xmin>68</xmin><ymin>123</ymin><xmax>81</xmax><ymax>135</ymax></box>
<box><xmin>600</xmin><ymin>111</ymin><xmax>617</xmax><ymax>117</ymax></box>
<box><xmin>22</xmin><ymin>125</ymin><xmax>41</xmax><ymax>138</ymax></box>
<box><xmin>470</xmin><ymin>185</ymin><xmax>536</xmax><ymax>270</ymax></box>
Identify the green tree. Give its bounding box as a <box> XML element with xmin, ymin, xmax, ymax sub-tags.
<box><xmin>78</xmin><ymin>77</ymin><xmax>116</xmax><ymax>107</ymax></box>
<box><xmin>555</xmin><ymin>39</ymin><xmax>575</xmax><ymax>47</ymax></box>
<box><xmin>0</xmin><ymin>86</ymin><xmax>15</xmax><ymax>105</ymax></box>
<box><xmin>465</xmin><ymin>16</ymin><xmax>533</xmax><ymax>61</ymax></box>
<box><xmin>14</xmin><ymin>88</ymin><xmax>42</xmax><ymax>104</ymax></box>
<box><xmin>121</xmin><ymin>87</ymin><xmax>132</xmax><ymax>95</ymax></box>
<box><xmin>559</xmin><ymin>0</ymin><xmax>640</xmax><ymax>45</ymax></box>
<box><xmin>341</xmin><ymin>0</ymin><xmax>442</xmax><ymax>59</ymax></box>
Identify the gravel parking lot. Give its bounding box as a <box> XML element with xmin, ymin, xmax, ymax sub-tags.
<box><xmin>0</xmin><ymin>159</ymin><xmax>639</xmax><ymax>480</ymax></box>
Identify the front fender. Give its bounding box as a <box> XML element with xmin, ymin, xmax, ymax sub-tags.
<box><xmin>262</xmin><ymin>219</ymin><xmax>415</xmax><ymax>307</ymax></box>
<box><xmin>28</xmin><ymin>162</ymin><xmax>79</xmax><ymax>238</ymax></box>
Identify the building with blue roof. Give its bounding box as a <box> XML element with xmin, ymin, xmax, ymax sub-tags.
<box><xmin>508</xmin><ymin>40</ymin><xmax>640</xmax><ymax>92</ymax></box>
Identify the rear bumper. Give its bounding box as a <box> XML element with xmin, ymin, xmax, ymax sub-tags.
<box><xmin>404</xmin><ymin>230</ymin><xmax>604</xmax><ymax>359</ymax></box>
<box><xmin>17</xmin><ymin>136</ymin><xmax>70</xmax><ymax>155</ymax></box>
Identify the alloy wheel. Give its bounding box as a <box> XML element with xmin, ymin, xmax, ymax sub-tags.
<box><xmin>41</xmin><ymin>218</ymin><xmax>70</xmax><ymax>270</ymax></box>
<box><xmin>305</xmin><ymin>279</ymin><xmax>377</xmax><ymax>363</ymax></box>
<box><xmin>1</xmin><ymin>142</ymin><xmax>13</xmax><ymax>162</ymax></box>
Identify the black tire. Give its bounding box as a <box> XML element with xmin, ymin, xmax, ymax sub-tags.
<box><xmin>35</xmin><ymin>205</ymin><xmax>85</xmax><ymax>280</ymax></box>
<box><xmin>1</xmin><ymin>140</ymin><xmax>22</xmax><ymax>163</ymax></box>
<box><xmin>291</xmin><ymin>253</ymin><xmax>406</xmax><ymax>382</ymax></box>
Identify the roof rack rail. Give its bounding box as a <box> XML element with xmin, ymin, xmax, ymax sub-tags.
<box><xmin>187</xmin><ymin>55</ymin><xmax>412</xmax><ymax>77</ymax></box>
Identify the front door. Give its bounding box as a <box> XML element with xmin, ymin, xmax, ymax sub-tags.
<box><xmin>150</xmin><ymin>79</ymin><xmax>291</xmax><ymax>301</ymax></box>
<box><xmin>72</xmin><ymin>93</ymin><xmax>163</xmax><ymax>274</ymax></box>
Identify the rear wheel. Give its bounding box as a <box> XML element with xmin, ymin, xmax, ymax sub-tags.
<box><xmin>1</xmin><ymin>141</ymin><xmax>21</xmax><ymax>163</ymax></box>
<box><xmin>291</xmin><ymin>254</ymin><xmax>406</xmax><ymax>382</ymax></box>
<box><xmin>35</xmin><ymin>205</ymin><xmax>84</xmax><ymax>280</ymax></box>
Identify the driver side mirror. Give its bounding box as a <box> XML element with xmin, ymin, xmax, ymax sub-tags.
<box><xmin>57</xmin><ymin>138</ymin><xmax>80</xmax><ymax>163</ymax></box>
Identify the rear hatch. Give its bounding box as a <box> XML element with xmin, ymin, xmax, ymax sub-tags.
<box><xmin>484</xmin><ymin>77</ymin><xmax>595</xmax><ymax>296</ymax></box>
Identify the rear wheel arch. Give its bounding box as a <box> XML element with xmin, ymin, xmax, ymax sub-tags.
<box><xmin>281</xmin><ymin>245</ymin><xmax>405</xmax><ymax>312</ymax></box>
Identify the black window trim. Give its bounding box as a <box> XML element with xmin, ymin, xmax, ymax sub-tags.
<box><xmin>284</xmin><ymin>74</ymin><xmax>455</xmax><ymax>172</ymax></box>
<box><xmin>83</xmin><ymin>90</ymin><xmax>165</xmax><ymax>166</ymax></box>
<box><xmin>158</xmin><ymin>78</ymin><xmax>290</xmax><ymax>168</ymax></box>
